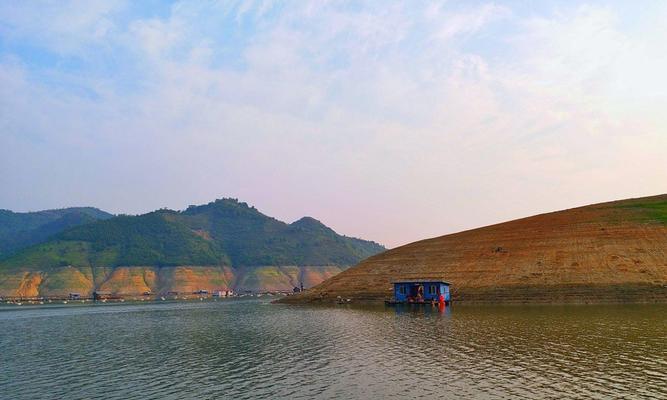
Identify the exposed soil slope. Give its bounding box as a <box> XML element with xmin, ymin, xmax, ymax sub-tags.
<box><xmin>281</xmin><ymin>195</ymin><xmax>667</xmax><ymax>304</ymax></box>
<box><xmin>0</xmin><ymin>265</ymin><xmax>346</xmax><ymax>297</ymax></box>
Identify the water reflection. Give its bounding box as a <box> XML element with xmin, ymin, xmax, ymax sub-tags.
<box><xmin>390</xmin><ymin>302</ymin><xmax>451</xmax><ymax>317</ymax></box>
<box><xmin>0</xmin><ymin>300</ymin><xmax>665</xmax><ymax>399</ymax></box>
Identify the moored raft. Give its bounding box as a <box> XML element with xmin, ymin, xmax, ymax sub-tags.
<box><xmin>385</xmin><ymin>279</ymin><xmax>451</xmax><ymax>306</ymax></box>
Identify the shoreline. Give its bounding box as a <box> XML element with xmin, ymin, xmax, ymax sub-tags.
<box><xmin>0</xmin><ymin>292</ymin><xmax>287</xmax><ymax>306</ymax></box>
<box><xmin>275</xmin><ymin>283</ymin><xmax>667</xmax><ymax>305</ymax></box>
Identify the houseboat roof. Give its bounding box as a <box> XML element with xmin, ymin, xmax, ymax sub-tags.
<box><xmin>391</xmin><ymin>279</ymin><xmax>450</xmax><ymax>285</ymax></box>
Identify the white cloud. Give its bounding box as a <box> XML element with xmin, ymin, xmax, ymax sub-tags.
<box><xmin>0</xmin><ymin>0</ymin><xmax>125</xmax><ymax>54</ymax></box>
<box><xmin>1</xmin><ymin>1</ymin><xmax>666</xmax><ymax>247</ymax></box>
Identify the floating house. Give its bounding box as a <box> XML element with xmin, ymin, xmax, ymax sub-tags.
<box><xmin>68</xmin><ymin>293</ymin><xmax>81</xmax><ymax>300</ymax></box>
<box><xmin>387</xmin><ymin>280</ymin><xmax>451</xmax><ymax>305</ymax></box>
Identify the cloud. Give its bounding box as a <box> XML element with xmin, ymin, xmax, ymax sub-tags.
<box><xmin>0</xmin><ymin>0</ymin><xmax>125</xmax><ymax>54</ymax></box>
<box><xmin>1</xmin><ymin>1</ymin><xmax>666</xmax><ymax>247</ymax></box>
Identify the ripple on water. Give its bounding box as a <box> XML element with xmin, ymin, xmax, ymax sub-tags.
<box><xmin>0</xmin><ymin>301</ymin><xmax>666</xmax><ymax>399</ymax></box>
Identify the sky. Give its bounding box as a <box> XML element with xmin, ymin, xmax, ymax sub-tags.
<box><xmin>1</xmin><ymin>1</ymin><xmax>666</xmax><ymax>248</ymax></box>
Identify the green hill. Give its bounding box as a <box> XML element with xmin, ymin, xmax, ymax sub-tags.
<box><xmin>6</xmin><ymin>211</ymin><xmax>226</xmax><ymax>270</ymax></box>
<box><xmin>181</xmin><ymin>199</ymin><xmax>384</xmax><ymax>266</ymax></box>
<box><xmin>0</xmin><ymin>207</ymin><xmax>113</xmax><ymax>258</ymax></box>
<box><xmin>0</xmin><ymin>199</ymin><xmax>385</xmax><ymax>296</ymax></box>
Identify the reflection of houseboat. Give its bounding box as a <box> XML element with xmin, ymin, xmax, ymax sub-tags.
<box><xmin>385</xmin><ymin>280</ymin><xmax>451</xmax><ymax>306</ymax></box>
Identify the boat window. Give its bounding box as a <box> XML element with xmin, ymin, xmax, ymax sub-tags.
<box><xmin>429</xmin><ymin>285</ymin><xmax>436</xmax><ymax>295</ymax></box>
<box><xmin>398</xmin><ymin>285</ymin><xmax>406</xmax><ymax>295</ymax></box>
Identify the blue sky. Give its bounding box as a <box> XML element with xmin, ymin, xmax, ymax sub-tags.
<box><xmin>1</xmin><ymin>1</ymin><xmax>666</xmax><ymax>247</ymax></box>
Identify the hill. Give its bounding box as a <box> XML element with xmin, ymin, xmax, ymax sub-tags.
<box><xmin>181</xmin><ymin>200</ymin><xmax>383</xmax><ymax>266</ymax></box>
<box><xmin>0</xmin><ymin>199</ymin><xmax>385</xmax><ymax>297</ymax></box>
<box><xmin>0</xmin><ymin>207</ymin><xmax>113</xmax><ymax>258</ymax></box>
<box><xmin>280</xmin><ymin>194</ymin><xmax>667</xmax><ymax>304</ymax></box>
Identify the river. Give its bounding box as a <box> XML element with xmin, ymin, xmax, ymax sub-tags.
<box><xmin>1</xmin><ymin>299</ymin><xmax>665</xmax><ymax>399</ymax></box>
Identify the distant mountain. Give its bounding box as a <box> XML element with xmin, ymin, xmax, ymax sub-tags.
<box><xmin>0</xmin><ymin>199</ymin><xmax>385</xmax><ymax>297</ymax></box>
<box><xmin>0</xmin><ymin>207</ymin><xmax>113</xmax><ymax>258</ymax></box>
<box><xmin>181</xmin><ymin>199</ymin><xmax>384</xmax><ymax>266</ymax></box>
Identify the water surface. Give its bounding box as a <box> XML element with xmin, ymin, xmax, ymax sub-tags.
<box><xmin>1</xmin><ymin>300</ymin><xmax>665</xmax><ymax>399</ymax></box>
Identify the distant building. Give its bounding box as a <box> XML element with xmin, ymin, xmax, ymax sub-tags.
<box><xmin>293</xmin><ymin>281</ymin><xmax>305</xmax><ymax>293</ymax></box>
<box><xmin>93</xmin><ymin>291</ymin><xmax>112</xmax><ymax>301</ymax></box>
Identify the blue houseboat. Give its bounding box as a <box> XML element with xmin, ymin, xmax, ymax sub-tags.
<box><xmin>386</xmin><ymin>280</ymin><xmax>451</xmax><ymax>305</ymax></box>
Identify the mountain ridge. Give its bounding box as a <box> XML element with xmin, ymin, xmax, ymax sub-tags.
<box><xmin>0</xmin><ymin>207</ymin><xmax>113</xmax><ymax>258</ymax></box>
<box><xmin>0</xmin><ymin>198</ymin><xmax>385</xmax><ymax>297</ymax></box>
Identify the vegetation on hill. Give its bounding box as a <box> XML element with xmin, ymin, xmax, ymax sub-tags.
<box><xmin>615</xmin><ymin>196</ymin><xmax>667</xmax><ymax>224</ymax></box>
<box><xmin>0</xmin><ymin>207</ymin><xmax>113</xmax><ymax>258</ymax></box>
<box><xmin>0</xmin><ymin>199</ymin><xmax>385</xmax><ymax>271</ymax></box>
<box><xmin>181</xmin><ymin>199</ymin><xmax>385</xmax><ymax>266</ymax></box>
<box><xmin>55</xmin><ymin>211</ymin><xmax>226</xmax><ymax>267</ymax></box>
